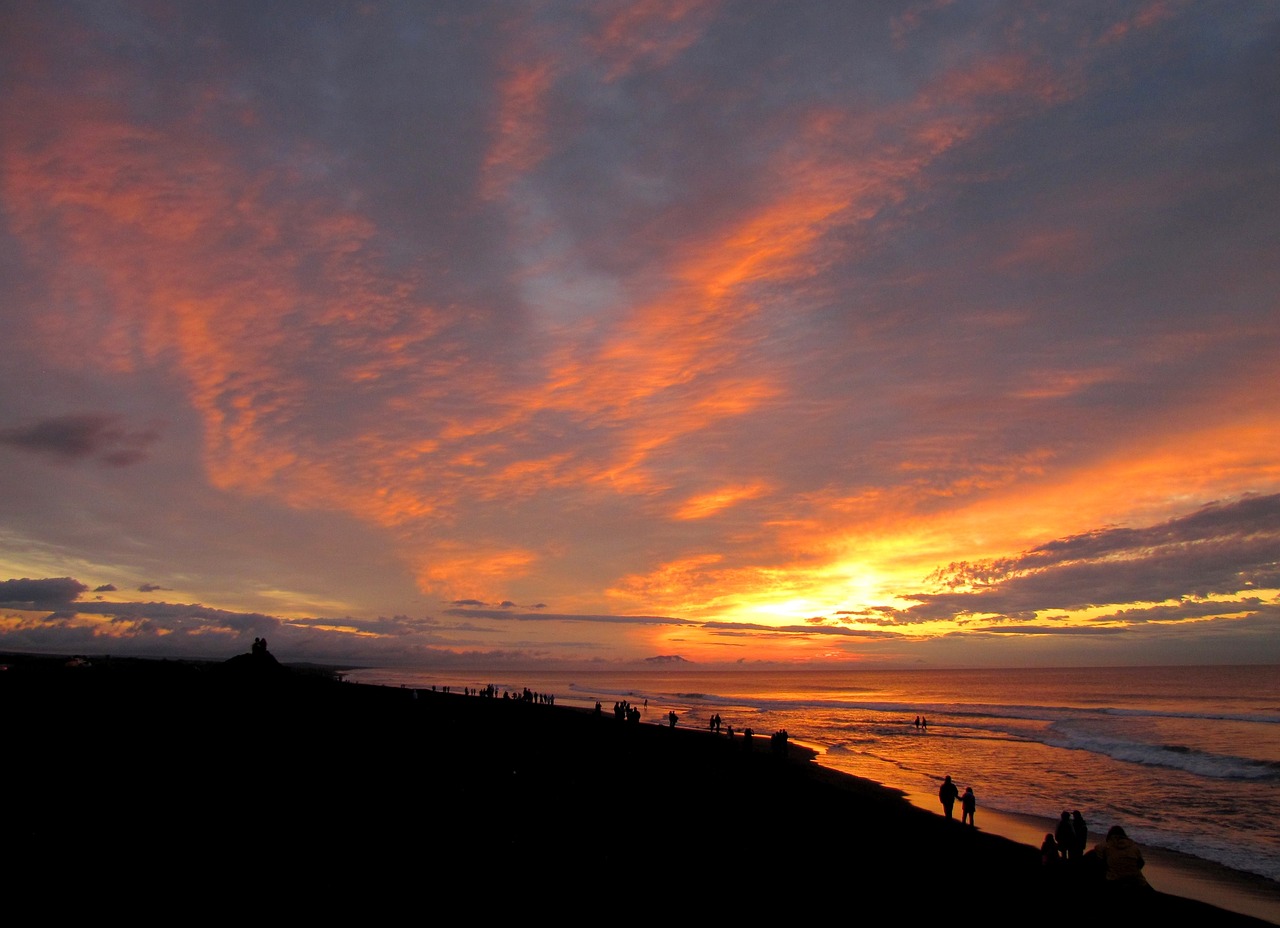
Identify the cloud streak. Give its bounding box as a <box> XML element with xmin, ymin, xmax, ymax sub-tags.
<box><xmin>0</xmin><ymin>415</ymin><xmax>158</xmax><ymax>466</ymax></box>
<box><xmin>900</xmin><ymin>493</ymin><xmax>1280</xmax><ymax>622</ymax></box>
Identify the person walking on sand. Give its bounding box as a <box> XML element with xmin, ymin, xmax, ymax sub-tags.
<box><xmin>960</xmin><ymin>786</ymin><xmax>976</xmax><ymax>827</ymax></box>
<box><xmin>939</xmin><ymin>775</ymin><xmax>959</xmax><ymax>820</ymax></box>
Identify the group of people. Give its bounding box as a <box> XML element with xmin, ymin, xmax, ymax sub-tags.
<box><xmin>937</xmin><ymin>775</ymin><xmax>977</xmax><ymax>826</ymax></box>
<box><xmin>1041</xmin><ymin>811</ymin><xmax>1151</xmax><ymax>892</ymax></box>
<box><xmin>1044</xmin><ymin>810</ymin><xmax>1089</xmax><ymax>862</ymax></box>
<box><xmin>606</xmin><ymin>699</ymin><xmax>643</xmax><ymax>723</ymax></box>
<box><xmin>938</xmin><ymin>781</ymin><xmax>1150</xmax><ymax>893</ymax></box>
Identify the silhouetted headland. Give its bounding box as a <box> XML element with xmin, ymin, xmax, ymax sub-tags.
<box><xmin>2</xmin><ymin>650</ymin><xmax>1270</xmax><ymax>924</ymax></box>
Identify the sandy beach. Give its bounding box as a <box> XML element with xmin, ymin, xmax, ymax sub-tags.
<box><xmin>4</xmin><ymin>651</ymin><xmax>1274</xmax><ymax>923</ymax></box>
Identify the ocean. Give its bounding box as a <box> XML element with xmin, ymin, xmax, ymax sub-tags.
<box><xmin>346</xmin><ymin>663</ymin><xmax>1280</xmax><ymax>919</ymax></box>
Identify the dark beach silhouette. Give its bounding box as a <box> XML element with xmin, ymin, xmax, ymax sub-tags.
<box><xmin>1</xmin><ymin>650</ymin><xmax>1269</xmax><ymax>925</ymax></box>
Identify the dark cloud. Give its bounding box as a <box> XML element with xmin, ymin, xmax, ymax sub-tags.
<box><xmin>93</xmin><ymin>584</ymin><xmax>117</xmax><ymax>592</ymax></box>
<box><xmin>0</xmin><ymin>577</ymin><xmax>87</xmax><ymax>609</ymax></box>
<box><xmin>702</xmin><ymin>620</ymin><xmax>903</xmax><ymax>640</ymax></box>
<box><xmin>287</xmin><ymin>614</ymin><xmax>438</xmax><ymax>636</ymax></box>
<box><xmin>0</xmin><ymin>414</ymin><xmax>158</xmax><ymax>466</ymax></box>
<box><xmin>1087</xmin><ymin>598</ymin><xmax>1277</xmax><ymax>626</ymax></box>
<box><xmin>442</xmin><ymin>609</ymin><xmax>693</xmax><ymax>626</ymax></box>
<box><xmin>905</xmin><ymin>494</ymin><xmax>1280</xmax><ymax>622</ymax></box>
<box><xmin>137</xmin><ymin>583</ymin><xmax>167</xmax><ymax>593</ymax></box>
<box><xmin>948</xmin><ymin>624</ymin><xmax>1128</xmax><ymax>638</ymax></box>
<box><xmin>1001</xmin><ymin>493</ymin><xmax>1280</xmax><ymax>575</ymax></box>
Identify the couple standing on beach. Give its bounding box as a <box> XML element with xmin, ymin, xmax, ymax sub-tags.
<box><xmin>939</xmin><ymin>775</ymin><xmax>977</xmax><ymax>826</ymax></box>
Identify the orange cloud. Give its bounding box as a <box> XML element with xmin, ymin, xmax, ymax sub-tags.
<box><xmin>675</xmin><ymin>483</ymin><xmax>769</xmax><ymax>520</ymax></box>
<box><xmin>480</xmin><ymin>55</ymin><xmax>558</xmax><ymax>200</ymax></box>
<box><xmin>588</xmin><ymin>0</ymin><xmax>720</xmax><ymax>81</ymax></box>
<box><xmin>415</xmin><ymin>545</ymin><xmax>540</xmax><ymax>600</ymax></box>
<box><xmin>1099</xmin><ymin>1</ymin><xmax>1180</xmax><ymax>45</ymax></box>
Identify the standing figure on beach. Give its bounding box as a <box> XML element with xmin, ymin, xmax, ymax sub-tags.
<box><xmin>1071</xmin><ymin>810</ymin><xmax>1088</xmax><ymax>859</ymax></box>
<box><xmin>939</xmin><ymin>775</ymin><xmax>959</xmax><ymax>819</ymax></box>
<box><xmin>668</xmin><ymin>710</ymin><xmax>678</xmax><ymax>728</ymax></box>
<box><xmin>960</xmin><ymin>786</ymin><xmax>976</xmax><ymax>826</ymax></box>
<box><xmin>1056</xmin><ymin>811</ymin><xmax>1076</xmax><ymax>860</ymax></box>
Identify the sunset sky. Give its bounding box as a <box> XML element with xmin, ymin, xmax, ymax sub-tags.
<box><xmin>2</xmin><ymin>1</ymin><xmax>1278</xmax><ymax>671</ymax></box>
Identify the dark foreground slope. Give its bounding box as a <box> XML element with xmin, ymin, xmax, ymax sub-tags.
<box><xmin>2</xmin><ymin>653</ymin><xmax>1270</xmax><ymax>924</ymax></box>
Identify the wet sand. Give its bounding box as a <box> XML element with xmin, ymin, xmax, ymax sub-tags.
<box><xmin>3</xmin><ymin>652</ymin><xmax>1273</xmax><ymax>923</ymax></box>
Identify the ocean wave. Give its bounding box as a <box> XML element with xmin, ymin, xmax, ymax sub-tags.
<box><xmin>1047</xmin><ymin>726</ymin><xmax>1280</xmax><ymax>780</ymax></box>
<box><xmin>1103</xmin><ymin>707</ymin><xmax>1280</xmax><ymax>725</ymax></box>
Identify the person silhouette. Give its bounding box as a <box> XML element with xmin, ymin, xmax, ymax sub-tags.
<box><xmin>939</xmin><ymin>775</ymin><xmax>959</xmax><ymax>820</ymax></box>
<box><xmin>1093</xmin><ymin>825</ymin><xmax>1151</xmax><ymax>892</ymax></box>
<box><xmin>1056</xmin><ymin>811</ymin><xmax>1076</xmax><ymax>861</ymax></box>
<box><xmin>1071</xmin><ymin>810</ymin><xmax>1088</xmax><ymax>859</ymax></box>
<box><xmin>1040</xmin><ymin>833</ymin><xmax>1061</xmax><ymax>866</ymax></box>
<box><xmin>960</xmin><ymin>786</ymin><xmax>976</xmax><ymax>826</ymax></box>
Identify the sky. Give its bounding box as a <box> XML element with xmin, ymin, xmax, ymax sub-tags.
<box><xmin>1</xmin><ymin>1</ymin><xmax>1278</xmax><ymax>672</ymax></box>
